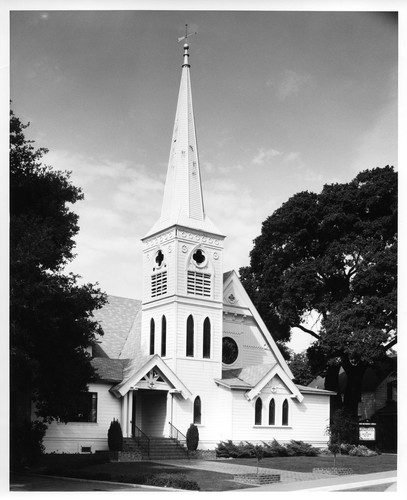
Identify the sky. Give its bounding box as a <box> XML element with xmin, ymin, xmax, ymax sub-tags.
<box><xmin>5</xmin><ymin>1</ymin><xmax>401</xmax><ymax>352</ymax></box>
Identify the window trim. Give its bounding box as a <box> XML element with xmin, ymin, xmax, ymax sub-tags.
<box><xmin>255</xmin><ymin>397</ymin><xmax>262</xmax><ymax>425</ymax></box>
<box><xmin>203</xmin><ymin>317</ymin><xmax>211</xmax><ymax>359</ymax></box>
<box><xmin>193</xmin><ymin>396</ymin><xmax>202</xmax><ymax>425</ymax></box>
<box><xmin>150</xmin><ymin>318</ymin><xmax>155</xmax><ymax>355</ymax></box>
<box><xmin>186</xmin><ymin>315</ymin><xmax>194</xmax><ymax>357</ymax></box>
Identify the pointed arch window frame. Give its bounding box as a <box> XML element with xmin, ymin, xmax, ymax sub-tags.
<box><xmin>161</xmin><ymin>315</ymin><xmax>167</xmax><ymax>357</ymax></box>
<box><xmin>193</xmin><ymin>396</ymin><xmax>201</xmax><ymax>425</ymax></box>
<box><xmin>268</xmin><ymin>398</ymin><xmax>276</xmax><ymax>426</ymax></box>
<box><xmin>149</xmin><ymin>318</ymin><xmax>155</xmax><ymax>355</ymax></box>
<box><xmin>186</xmin><ymin>315</ymin><xmax>194</xmax><ymax>357</ymax></box>
<box><xmin>254</xmin><ymin>397</ymin><xmax>263</xmax><ymax>426</ymax></box>
<box><xmin>282</xmin><ymin>399</ymin><xmax>289</xmax><ymax>426</ymax></box>
<box><xmin>203</xmin><ymin>317</ymin><xmax>211</xmax><ymax>359</ymax></box>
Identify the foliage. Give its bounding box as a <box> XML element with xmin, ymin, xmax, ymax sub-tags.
<box><xmin>240</xmin><ymin>167</ymin><xmax>397</xmax><ymax>420</ymax></box>
<box><xmin>327</xmin><ymin>409</ymin><xmax>359</xmax><ymax>445</ymax></box>
<box><xmin>10</xmin><ymin>109</ymin><xmax>106</xmax><ymax>426</ymax></box>
<box><xmin>348</xmin><ymin>445</ymin><xmax>378</xmax><ymax>457</ymax></box>
<box><xmin>186</xmin><ymin>423</ymin><xmax>199</xmax><ymax>451</ymax></box>
<box><xmin>285</xmin><ymin>440</ymin><xmax>320</xmax><ymax>456</ymax></box>
<box><xmin>288</xmin><ymin>352</ymin><xmax>314</xmax><ymax>386</ymax></box>
<box><xmin>107</xmin><ymin>419</ymin><xmax>123</xmax><ymax>452</ymax></box>
<box><xmin>215</xmin><ymin>439</ymin><xmax>320</xmax><ymax>459</ymax></box>
<box><xmin>10</xmin><ymin>420</ymin><xmax>47</xmax><ymax>468</ymax></box>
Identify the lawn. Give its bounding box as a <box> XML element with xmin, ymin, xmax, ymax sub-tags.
<box><xmin>34</xmin><ymin>453</ymin><xmax>397</xmax><ymax>491</ymax></box>
<box><xmin>36</xmin><ymin>455</ymin><xmax>249</xmax><ymax>492</ymax></box>
<box><xmin>217</xmin><ymin>454</ymin><xmax>397</xmax><ymax>475</ymax></box>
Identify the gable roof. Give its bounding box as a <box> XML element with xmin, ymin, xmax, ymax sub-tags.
<box><xmin>222</xmin><ymin>270</ymin><xmax>294</xmax><ymax>379</ymax></box>
<box><xmin>93</xmin><ymin>295</ymin><xmax>142</xmax><ymax>358</ymax></box>
<box><xmin>110</xmin><ymin>354</ymin><xmax>192</xmax><ymax>399</ymax></box>
<box><xmin>216</xmin><ymin>363</ymin><xmax>304</xmax><ymax>401</ymax></box>
<box><xmin>91</xmin><ymin>358</ymin><xmax>129</xmax><ymax>383</ymax></box>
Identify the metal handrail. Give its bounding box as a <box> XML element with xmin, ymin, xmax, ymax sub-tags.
<box><xmin>168</xmin><ymin>422</ymin><xmax>187</xmax><ymax>447</ymax></box>
<box><xmin>134</xmin><ymin>425</ymin><xmax>150</xmax><ymax>458</ymax></box>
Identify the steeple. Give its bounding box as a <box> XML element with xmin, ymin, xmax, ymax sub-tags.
<box><xmin>145</xmin><ymin>40</ymin><xmax>222</xmax><ymax>238</ymax></box>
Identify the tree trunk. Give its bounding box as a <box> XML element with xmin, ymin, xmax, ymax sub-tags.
<box><xmin>324</xmin><ymin>364</ymin><xmax>342</xmax><ymax>416</ymax></box>
<box><xmin>342</xmin><ymin>360</ymin><xmax>367</xmax><ymax>443</ymax></box>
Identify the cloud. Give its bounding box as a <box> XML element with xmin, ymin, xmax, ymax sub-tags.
<box><xmin>252</xmin><ymin>147</ymin><xmax>281</xmax><ymax>165</ymax></box>
<box><xmin>267</xmin><ymin>70</ymin><xmax>313</xmax><ymax>101</ymax></box>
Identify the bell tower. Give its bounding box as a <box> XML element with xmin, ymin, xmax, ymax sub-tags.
<box><xmin>141</xmin><ymin>39</ymin><xmax>225</xmax><ymax>390</ymax></box>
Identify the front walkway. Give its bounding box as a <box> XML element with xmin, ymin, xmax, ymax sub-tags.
<box><xmin>154</xmin><ymin>458</ymin><xmax>338</xmax><ymax>483</ymax></box>
<box><xmin>155</xmin><ymin>459</ymin><xmax>397</xmax><ymax>491</ymax></box>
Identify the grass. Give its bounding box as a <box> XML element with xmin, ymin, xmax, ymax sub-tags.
<box><xmin>35</xmin><ymin>455</ymin><xmax>250</xmax><ymax>491</ymax></box>
<box><xmin>32</xmin><ymin>452</ymin><xmax>397</xmax><ymax>491</ymax></box>
<box><xmin>217</xmin><ymin>454</ymin><xmax>397</xmax><ymax>475</ymax></box>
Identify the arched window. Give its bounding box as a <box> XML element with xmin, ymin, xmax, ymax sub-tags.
<box><xmin>282</xmin><ymin>399</ymin><xmax>289</xmax><ymax>426</ymax></box>
<box><xmin>161</xmin><ymin>315</ymin><xmax>167</xmax><ymax>357</ymax></box>
<box><xmin>203</xmin><ymin>317</ymin><xmax>211</xmax><ymax>358</ymax></box>
<box><xmin>193</xmin><ymin>396</ymin><xmax>201</xmax><ymax>424</ymax></box>
<box><xmin>149</xmin><ymin>318</ymin><xmax>155</xmax><ymax>355</ymax></box>
<box><xmin>269</xmin><ymin>398</ymin><xmax>275</xmax><ymax>425</ymax></box>
<box><xmin>255</xmin><ymin>397</ymin><xmax>262</xmax><ymax>425</ymax></box>
<box><xmin>186</xmin><ymin>315</ymin><xmax>194</xmax><ymax>357</ymax></box>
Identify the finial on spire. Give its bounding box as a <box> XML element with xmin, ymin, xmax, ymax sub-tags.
<box><xmin>178</xmin><ymin>25</ymin><xmax>197</xmax><ymax>67</ymax></box>
<box><xmin>177</xmin><ymin>24</ymin><xmax>197</xmax><ymax>43</ymax></box>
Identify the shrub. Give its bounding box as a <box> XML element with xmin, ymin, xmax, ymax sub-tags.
<box><xmin>348</xmin><ymin>445</ymin><xmax>378</xmax><ymax>457</ymax></box>
<box><xmin>107</xmin><ymin>419</ymin><xmax>123</xmax><ymax>451</ymax></box>
<box><xmin>216</xmin><ymin>440</ymin><xmax>240</xmax><ymax>458</ymax></box>
<box><xmin>186</xmin><ymin>424</ymin><xmax>199</xmax><ymax>451</ymax></box>
<box><xmin>146</xmin><ymin>473</ymin><xmax>200</xmax><ymax>490</ymax></box>
<box><xmin>237</xmin><ymin>441</ymin><xmax>255</xmax><ymax>458</ymax></box>
<box><xmin>285</xmin><ymin>440</ymin><xmax>320</xmax><ymax>457</ymax></box>
<box><xmin>340</xmin><ymin>443</ymin><xmax>355</xmax><ymax>455</ymax></box>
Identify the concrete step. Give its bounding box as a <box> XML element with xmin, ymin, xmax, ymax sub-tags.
<box><xmin>123</xmin><ymin>437</ymin><xmax>188</xmax><ymax>459</ymax></box>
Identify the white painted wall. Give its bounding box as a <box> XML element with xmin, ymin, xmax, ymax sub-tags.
<box><xmin>41</xmin><ymin>382</ymin><xmax>121</xmax><ymax>453</ymax></box>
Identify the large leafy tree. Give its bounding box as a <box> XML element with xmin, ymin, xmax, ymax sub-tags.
<box><xmin>240</xmin><ymin>167</ymin><xmax>397</xmax><ymax>424</ymax></box>
<box><xmin>10</xmin><ymin>110</ymin><xmax>106</xmax><ymax>432</ymax></box>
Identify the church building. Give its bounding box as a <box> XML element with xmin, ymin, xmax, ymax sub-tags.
<box><xmin>41</xmin><ymin>41</ymin><xmax>334</xmax><ymax>454</ymax></box>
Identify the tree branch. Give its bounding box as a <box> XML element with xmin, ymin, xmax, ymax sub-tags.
<box><xmin>294</xmin><ymin>324</ymin><xmax>320</xmax><ymax>340</ymax></box>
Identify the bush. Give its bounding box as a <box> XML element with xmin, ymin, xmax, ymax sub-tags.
<box><xmin>107</xmin><ymin>419</ymin><xmax>123</xmax><ymax>452</ymax></box>
<box><xmin>146</xmin><ymin>473</ymin><xmax>200</xmax><ymax>490</ymax></box>
<box><xmin>348</xmin><ymin>445</ymin><xmax>378</xmax><ymax>457</ymax></box>
<box><xmin>186</xmin><ymin>424</ymin><xmax>199</xmax><ymax>451</ymax></box>
<box><xmin>340</xmin><ymin>443</ymin><xmax>355</xmax><ymax>455</ymax></box>
<box><xmin>285</xmin><ymin>440</ymin><xmax>320</xmax><ymax>457</ymax></box>
<box><xmin>216</xmin><ymin>439</ymin><xmax>319</xmax><ymax>459</ymax></box>
<box><xmin>328</xmin><ymin>409</ymin><xmax>359</xmax><ymax>445</ymax></box>
<box><xmin>216</xmin><ymin>440</ymin><xmax>240</xmax><ymax>458</ymax></box>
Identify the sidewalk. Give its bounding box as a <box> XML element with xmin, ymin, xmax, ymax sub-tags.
<box><xmin>156</xmin><ymin>459</ymin><xmax>397</xmax><ymax>492</ymax></box>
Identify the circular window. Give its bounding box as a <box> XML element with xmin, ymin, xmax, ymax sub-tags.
<box><xmin>222</xmin><ymin>337</ymin><xmax>239</xmax><ymax>365</ymax></box>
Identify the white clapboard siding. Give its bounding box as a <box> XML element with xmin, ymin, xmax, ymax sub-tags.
<box><xmin>229</xmin><ymin>390</ymin><xmax>330</xmax><ymax>446</ymax></box>
<box><xmin>42</xmin><ymin>382</ymin><xmax>121</xmax><ymax>453</ymax></box>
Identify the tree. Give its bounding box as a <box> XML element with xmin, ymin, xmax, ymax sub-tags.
<box><xmin>240</xmin><ymin>167</ymin><xmax>397</xmax><ymax>431</ymax></box>
<box><xmin>10</xmin><ymin>110</ymin><xmax>106</xmax><ymax>461</ymax></box>
<box><xmin>288</xmin><ymin>352</ymin><xmax>314</xmax><ymax>386</ymax></box>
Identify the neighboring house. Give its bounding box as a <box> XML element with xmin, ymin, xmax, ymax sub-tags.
<box><xmin>310</xmin><ymin>354</ymin><xmax>397</xmax><ymax>452</ymax></box>
<box><xmin>39</xmin><ymin>42</ymin><xmax>334</xmax><ymax>454</ymax></box>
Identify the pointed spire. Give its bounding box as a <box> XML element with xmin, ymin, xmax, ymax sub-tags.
<box><xmin>144</xmin><ymin>37</ymin><xmax>222</xmax><ymax>238</ymax></box>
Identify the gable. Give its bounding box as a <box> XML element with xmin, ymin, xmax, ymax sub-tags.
<box><xmin>110</xmin><ymin>354</ymin><xmax>192</xmax><ymax>399</ymax></box>
<box><xmin>222</xmin><ymin>270</ymin><xmax>294</xmax><ymax>379</ymax></box>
